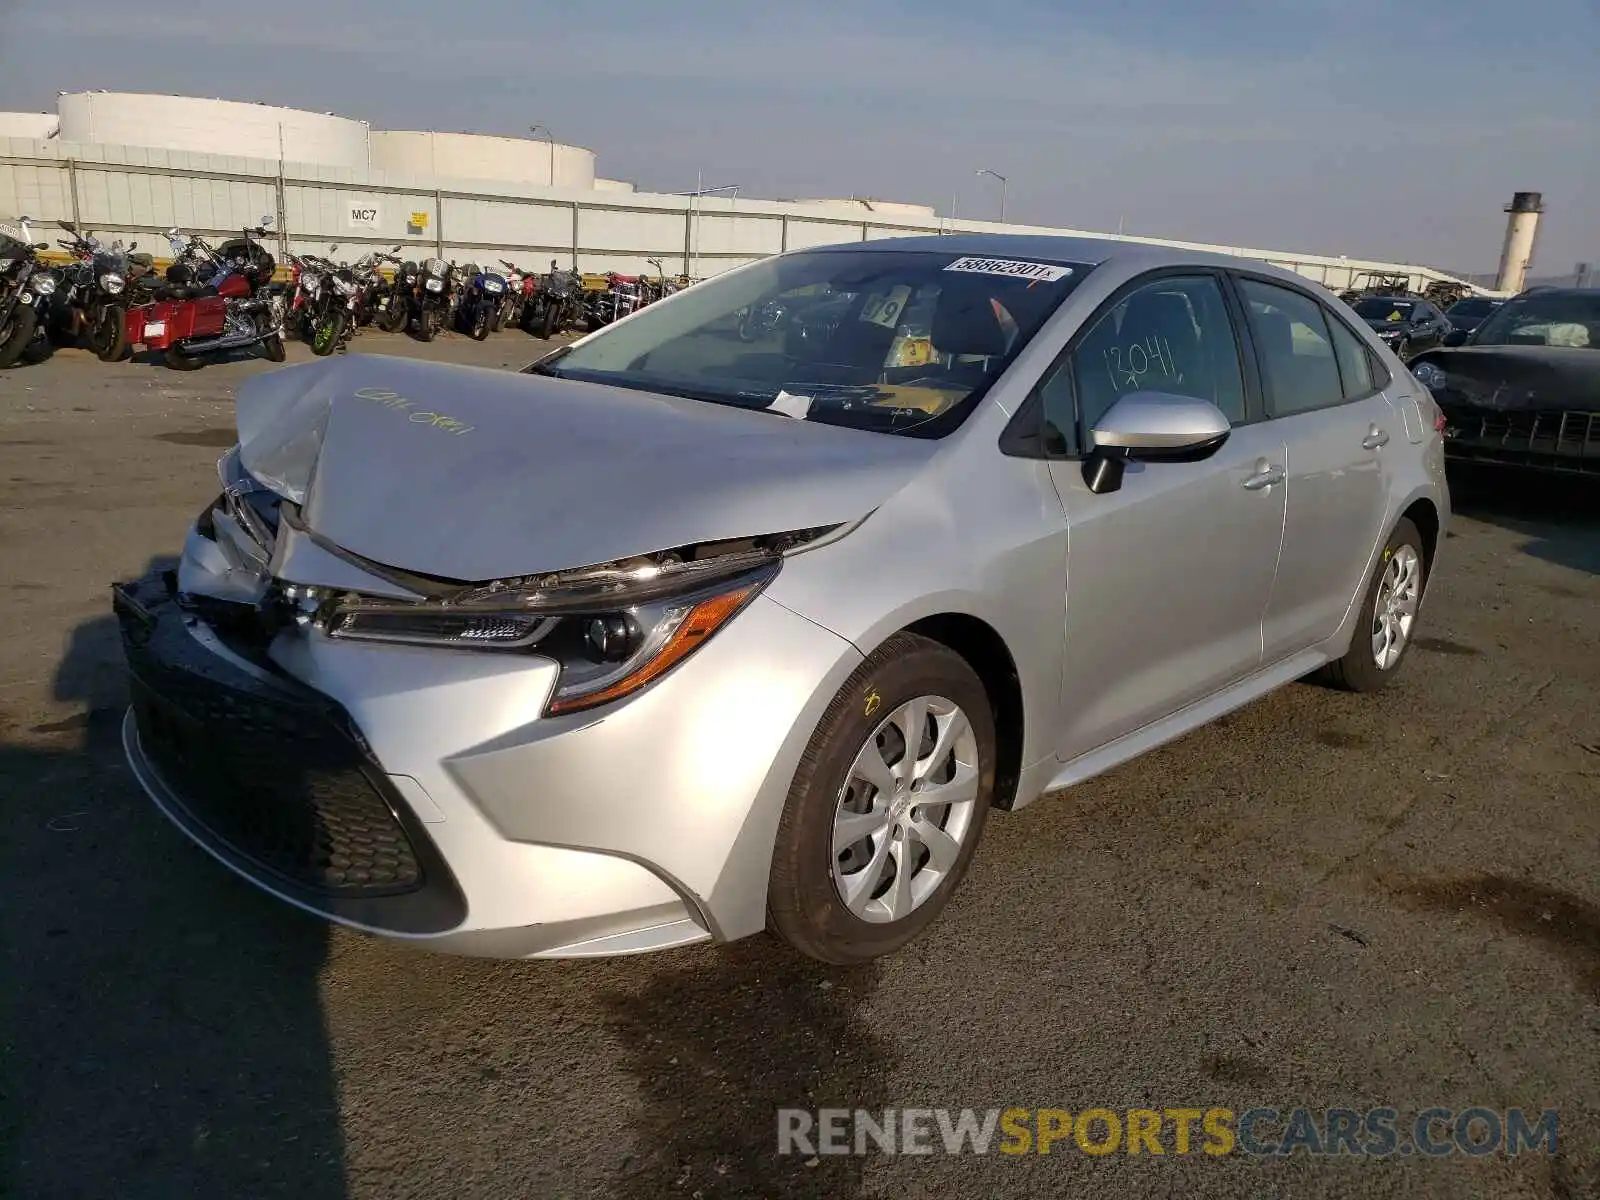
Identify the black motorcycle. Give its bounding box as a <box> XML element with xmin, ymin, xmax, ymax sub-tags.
<box><xmin>44</xmin><ymin>222</ymin><xmax>141</xmax><ymax>362</ymax></box>
<box><xmin>411</xmin><ymin>256</ymin><xmax>453</xmax><ymax>341</ymax></box>
<box><xmin>585</xmin><ymin>271</ymin><xmax>640</xmax><ymax>331</ymax></box>
<box><xmin>0</xmin><ymin>216</ymin><xmax>58</xmax><ymax>368</ymax></box>
<box><xmin>526</xmin><ymin>259</ymin><xmax>586</xmax><ymax>339</ymax></box>
<box><xmin>360</xmin><ymin>248</ymin><xmax>407</xmax><ymax>333</ymax></box>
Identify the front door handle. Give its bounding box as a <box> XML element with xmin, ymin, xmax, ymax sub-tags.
<box><xmin>1242</xmin><ymin>465</ymin><xmax>1285</xmax><ymax>490</ymax></box>
<box><xmin>1362</xmin><ymin>426</ymin><xmax>1390</xmax><ymax>450</ymax></box>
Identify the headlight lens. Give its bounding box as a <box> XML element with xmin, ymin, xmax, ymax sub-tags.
<box><xmin>301</xmin><ymin>273</ymin><xmax>322</xmax><ymax>292</ymax></box>
<box><xmin>425</xmin><ymin>277</ymin><xmax>444</xmax><ymax>292</ymax></box>
<box><xmin>333</xmin><ymin>277</ymin><xmax>357</xmax><ymax>296</ymax></box>
<box><xmin>1411</xmin><ymin>361</ymin><xmax>1447</xmax><ymax>390</ymax></box>
<box><xmin>30</xmin><ymin>274</ymin><xmax>57</xmax><ymax>296</ymax></box>
<box><xmin>100</xmin><ymin>273</ymin><xmax>126</xmax><ymax>295</ymax></box>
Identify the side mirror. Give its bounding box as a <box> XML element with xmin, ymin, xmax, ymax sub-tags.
<box><xmin>1442</xmin><ymin>329</ymin><xmax>1469</xmax><ymax>348</ymax></box>
<box><xmin>260</xmin><ymin>215</ymin><xmax>275</xmax><ymax>228</ymax></box>
<box><xmin>1082</xmin><ymin>392</ymin><xmax>1232</xmax><ymax>495</ymax></box>
<box><xmin>59</xmin><ymin>219</ymin><xmax>76</xmax><ymax>233</ymax></box>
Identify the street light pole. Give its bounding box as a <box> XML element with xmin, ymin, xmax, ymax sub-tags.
<box><xmin>976</xmin><ymin>169</ymin><xmax>1008</xmax><ymax>223</ymax></box>
<box><xmin>529</xmin><ymin>125</ymin><xmax>555</xmax><ymax>186</ymax></box>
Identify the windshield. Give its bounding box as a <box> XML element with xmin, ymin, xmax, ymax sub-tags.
<box><xmin>1469</xmin><ymin>293</ymin><xmax>1599</xmax><ymax>349</ymax></box>
<box><xmin>526</xmin><ymin>248</ymin><xmax>1091</xmax><ymax>436</ymax></box>
<box><xmin>1352</xmin><ymin>298</ymin><xmax>1417</xmax><ymax>321</ymax></box>
<box><xmin>1447</xmin><ymin>298</ymin><xmax>1497</xmax><ymax>317</ymax></box>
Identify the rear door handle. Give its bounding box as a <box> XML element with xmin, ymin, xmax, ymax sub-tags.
<box><xmin>1362</xmin><ymin>427</ymin><xmax>1390</xmax><ymax>450</ymax></box>
<box><xmin>1242</xmin><ymin>465</ymin><xmax>1285</xmax><ymax>490</ymax></box>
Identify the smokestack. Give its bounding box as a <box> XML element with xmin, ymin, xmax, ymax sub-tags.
<box><xmin>1495</xmin><ymin>192</ymin><xmax>1543</xmax><ymax>294</ymax></box>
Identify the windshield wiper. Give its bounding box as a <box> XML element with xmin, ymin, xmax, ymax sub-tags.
<box><xmin>520</xmin><ymin>345</ymin><xmax>572</xmax><ymax>376</ymax></box>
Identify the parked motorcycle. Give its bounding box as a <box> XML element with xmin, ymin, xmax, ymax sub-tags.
<box><xmin>43</xmin><ymin>222</ymin><xmax>143</xmax><ymax>361</ymax></box>
<box><xmin>359</xmin><ymin>248</ymin><xmax>406</xmax><ymax>333</ymax></box>
<box><xmin>455</xmin><ymin>262</ymin><xmax>507</xmax><ymax>341</ymax></box>
<box><xmin>586</xmin><ymin>271</ymin><xmax>641</xmax><ymax>331</ymax></box>
<box><xmin>410</xmin><ymin>257</ymin><xmax>454</xmax><ymax>341</ymax></box>
<box><xmin>123</xmin><ymin>217</ymin><xmax>285</xmax><ymax>370</ymax></box>
<box><xmin>386</xmin><ymin>259</ymin><xmax>421</xmax><ymax>334</ymax></box>
<box><xmin>496</xmin><ymin>260</ymin><xmax>526</xmax><ymax>331</ymax></box>
<box><xmin>0</xmin><ymin>217</ymin><xmax>58</xmax><ymax>368</ymax></box>
<box><xmin>524</xmin><ymin>259</ymin><xmax>584</xmax><ymax>339</ymax></box>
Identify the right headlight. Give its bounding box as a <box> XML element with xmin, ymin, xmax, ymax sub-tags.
<box><xmin>100</xmin><ymin>272</ymin><xmax>126</xmax><ymax>295</ymax></box>
<box><xmin>425</xmin><ymin>277</ymin><xmax>444</xmax><ymax>292</ymax></box>
<box><xmin>318</xmin><ymin>551</ymin><xmax>782</xmax><ymax>716</ymax></box>
<box><xmin>301</xmin><ymin>272</ymin><xmax>322</xmax><ymax>292</ymax></box>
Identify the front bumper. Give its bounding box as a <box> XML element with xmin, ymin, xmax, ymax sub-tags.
<box><xmin>114</xmin><ymin>568</ymin><xmax>861</xmax><ymax>958</ymax></box>
<box><xmin>1440</xmin><ymin>406</ymin><xmax>1600</xmax><ymax>475</ymax></box>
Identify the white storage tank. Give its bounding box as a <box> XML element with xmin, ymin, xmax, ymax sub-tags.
<box><xmin>56</xmin><ymin>92</ymin><xmax>369</xmax><ymax>166</ymax></box>
<box><xmin>368</xmin><ymin>131</ymin><xmax>595</xmax><ymax>188</ymax></box>
<box><xmin>593</xmin><ymin>178</ymin><xmax>636</xmax><ymax>193</ymax></box>
<box><xmin>789</xmin><ymin>198</ymin><xmax>938</xmax><ymax>219</ymax></box>
<box><xmin>0</xmin><ymin>112</ymin><xmax>59</xmax><ymax>140</ymax></box>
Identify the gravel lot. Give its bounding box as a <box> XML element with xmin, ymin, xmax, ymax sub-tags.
<box><xmin>2</xmin><ymin>333</ymin><xmax>1597</xmax><ymax>1200</ymax></box>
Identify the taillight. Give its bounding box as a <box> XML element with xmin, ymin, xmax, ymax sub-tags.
<box><xmin>1434</xmin><ymin>412</ymin><xmax>1447</xmax><ymax>432</ymax></box>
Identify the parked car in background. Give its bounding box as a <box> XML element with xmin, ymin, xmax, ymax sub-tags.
<box><xmin>1444</xmin><ymin>296</ymin><xmax>1503</xmax><ymax>334</ymax></box>
<box><xmin>115</xmin><ymin>235</ymin><xmax>1449</xmax><ymax>966</ymax></box>
<box><xmin>1411</xmin><ymin>287</ymin><xmax>1599</xmax><ymax>475</ymax></box>
<box><xmin>1347</xmin><ymin>295</ymin><xmax>1451</xmax><ymax>360</ymax></box>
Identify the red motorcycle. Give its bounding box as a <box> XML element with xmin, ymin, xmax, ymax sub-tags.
<box><xmin>124</xmin><ymin>217</ymin><xmax>287</xmax><ymax>371</ymax></box>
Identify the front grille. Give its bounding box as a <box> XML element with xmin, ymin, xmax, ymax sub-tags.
<box><xmin>1442</xmin><ymin>408</ymin><xmax>1600</xmax><ymax>474</ymax></box>
<box><xmin>129</xmin><ymin>673</ymin><xmax>424</xmax><ymax>896</ymax></box>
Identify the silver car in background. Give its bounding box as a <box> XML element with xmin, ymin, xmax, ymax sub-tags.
<box><xmin>115</xmin><ymin>234</ymin><xmax>1449</xmax><ymax>965</ymax></box>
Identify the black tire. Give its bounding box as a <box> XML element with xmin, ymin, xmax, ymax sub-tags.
<box><xmin>0</xmin><ymin>305</ymin><xmax>39</xmax><ymax>368</ymax></box>
<box><xmin>1316</xmin><ymin>517</ymin><xmax>1427</xmax><ymax>693</ymax></box>
<box><xmin>379</xmin><ymin>299</ymin><xmax>408</xmax><ymax>334</ymax></box>
<box><xmin>471</xmin><ymin>309</ymin><xmax>490</xmax><ymax>341</ymax></box>
<box><xmin>766</xmin><ymin>632</ymin><xmax>996</xmax><ymax>965</ymax></box>
<box><xmin>259</xmin><ymin>332</ymin><xmax>286</xmax><ymax>363</ymax></box>
<box><xmin>310</xmin><ymin>311</ymin><xmax>345</xmax><ymax>356</ymax></box>
<box><xmin>163</xmin><ymin>344</ymin><xmax>208</xmax><ymax>371</ymax></box>
<box><xmin>538</xmin><ymin>303</ymin><xmax>559</xmax><ymax>340</ymax></box>
<box><xmin>417</xmin><ymin>309</ymin><xmax>438</xmax><ymax>342</ymax></box>
<box><xmin>91</xmin><ymin>304</ymin><xmax>129</xmax><ymax>362</ymax></box>
<box><xmin>1396</xmin><ymin>339</ymin><xmax>1412</xmax><ymax>362</ymax></box>
<box><xmin>20</xmin><ymin>326</ymin><xmax>54</xmax><ymax>364</ymax></box>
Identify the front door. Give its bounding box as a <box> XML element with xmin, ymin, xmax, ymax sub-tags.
<box><xmin>1034</xmin><ymin>272</ymin><xmax>1288</xmax><ymax>761</ymax></box>
<box><xmin>1234</xmin><ymin>276</ymin><xmax>1397</xmax><ymax>659</ymax></box>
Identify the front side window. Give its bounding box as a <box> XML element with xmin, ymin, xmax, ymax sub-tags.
<box><xmin>1238</xmin><ymin>278</ymin><xmax>1346</xmax><ymax>416</ymax></box>
<box><xmin>528</xmin><ymin>248</ymin><xmax>1091</xmax><ymax>437</ymax></box>
<box><xmin>1036</xmin><ymin>274</ymin><xmax>1247</xmax><ymax>451</ymax></box>
<box><xmin>1469</xmin><ymin>292</ymin><xmax>1599</xmax><ymax>349</ymax></box>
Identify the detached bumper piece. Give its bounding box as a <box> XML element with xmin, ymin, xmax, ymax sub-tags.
<box><xmin>1441</xmin><ymin>407</ymin><xmax>1600</xmax><ymax>475</ymax></box>
<box><xmin>113</xmin><ymin>572</ymin><xmax>466</xmax><ymax>934</ymax></box>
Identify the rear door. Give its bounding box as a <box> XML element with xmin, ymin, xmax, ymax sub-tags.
<box><xmin>1234</xmin><ymin>276</ymin><xmax>1396</xmax><ymax>661</ymax></box>
<box><xmin>1036</xmin><ymin>271</ymin><xmax>1288</xmax><ymax>760</ymax></box>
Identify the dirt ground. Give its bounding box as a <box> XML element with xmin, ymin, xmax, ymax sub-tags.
<box><xmin>2</xmin><ymin>332</ymin><xmax>1597</xmax><ymax>1200</ymax></box>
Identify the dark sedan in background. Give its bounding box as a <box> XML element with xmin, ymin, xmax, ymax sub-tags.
<box><xmin>1348</xmin><ymin>295</ymin><xmax>1451</xmax><ymax>360</ymax></box>
<box><xmin>1410</xmin><ymin>288</ymin><xmax>1599</xmax><ymax>475</ymax></box>
<box><xmin>1444</xmin><ymin>296</ymin><xmax>1504</xmax><ymax>334</ymax></box>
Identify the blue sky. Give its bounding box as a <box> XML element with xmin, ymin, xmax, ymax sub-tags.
<box><xmin>2</xmin><ymin>0</ymin><xmax>1595</xmax><ymax>272</ymax></box>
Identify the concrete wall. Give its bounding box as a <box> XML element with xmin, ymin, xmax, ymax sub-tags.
<box><xmin>367</xmin><ymin>132</ymin><xmax>595</xmax><ymax>189</ymax></box>
<box><xmin>57</xmin><ymin>93</ymin><xmax>369</xmax><ymax>169</ymax></box>
<box><xmin>0</xmin><ymin>136</ymin><xmax>1491</xmax><ymax>293</ymax></box>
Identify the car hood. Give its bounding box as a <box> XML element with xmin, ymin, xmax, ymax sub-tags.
<box><xmin>234</xmin><ymin>355</ymin><xmax>937</xmax><ymax>582</ymax></box>
<box><xmin>1411</xmin><ymin>345</ymin><xmax>1600</xmax><ymax>412</ymax></box>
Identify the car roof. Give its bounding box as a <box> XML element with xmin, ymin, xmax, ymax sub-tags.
<box><xmin>799</xmin><ymin>232</ymin><xmax>1317</xmax><ymax>283</ymax></box>
<box><xmin>1512</xmin><ymin>287</ymin><xmax>1594</xmax><ymax>300</ymax></box>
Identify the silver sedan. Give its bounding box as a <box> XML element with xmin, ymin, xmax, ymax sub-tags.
<box><xmin>115</xmin><ymin>234</ymin><xmax>1449</xmax><ymax>964</ymax></box>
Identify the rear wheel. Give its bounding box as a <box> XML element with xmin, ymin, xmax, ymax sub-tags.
<box><xmin>163</xmin><ymin>343</ymin><xmax>207</xmax><ymax>371</ymax></box>
<box><xmin>767</xmin><ymin>633</ymin><xmax>995</xmax><ymax>965</ymax></box>
<box><xmin>90</xmin><ymin>304</ymin><xmax>129</xmax><ymax>362</ymax></box>
<box><xmin>0</xmin><ymin>305</ymin><xmax>38</xmax><ymax>368</ymax></box>
<box><xmin>1317</xmin><ymin>518</ymin><xmax>1426</xmax><ymax>693</ymax></box>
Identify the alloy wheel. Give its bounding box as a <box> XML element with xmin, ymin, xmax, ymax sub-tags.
<box><xmin>1371</xmin><ymin>544</ymin><xmax>1421</xmax><ymax>670</ymax></box>
<box><xmin>831</xmin><ymin>695</ymin><xmax>980</xmax><ymax>924</ymax></box>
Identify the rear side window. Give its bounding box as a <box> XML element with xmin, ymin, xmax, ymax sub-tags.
<box><xmin>1326</xmin><ymin>313</ymin><xmax>1377</xmax><ymax>399</ymax></box>
<box><xmin>1237</xmin><ymin>279</ymin><xmax>1345</xmax><ymax>416</ymax></box>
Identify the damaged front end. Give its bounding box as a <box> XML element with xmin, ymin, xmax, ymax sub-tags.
<box><xmin>168</xmin><ymin>445</ymin><xmax>844</xmax><ymax>717</ymax></box>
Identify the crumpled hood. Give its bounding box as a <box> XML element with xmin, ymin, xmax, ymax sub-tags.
<box><xmin>1411</xmin><ymin>345</ymin><xmax>1600</xmax><ymax>412</ymax></box>
<box><xmin>235</xmin><ymin>355</ymin><xmax>936</xmax><ymax>581</ymax></box>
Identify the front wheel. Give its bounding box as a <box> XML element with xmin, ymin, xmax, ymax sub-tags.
<box><xmin>416</xmin><ymin>308</ymin><xmax>438</xmax><ymax>342</ymax></box>
<box><xmin>766</xmin><ymin>632</ymin><xmax>996</xmax><ymax>965</ymax></box>
<box><xmin>471</xmin><ymin>309</ymin><xmax>490</xmax><ymax>341</ymax></box>
<box><xmin>379</xmin><ymin>299</ymin><xmax>408</xmax><ymax>333</ymax></box>
<box><xmin>1316</xmin><ymin>517</ymin><xmax>1427</xmax><ymax>693</ymax></box>
<box><xmin>538</xmin><ymin>303</ymin><xmax>559</xmax><ymax>340</ymax></box>
<box><xmin>258</xmin><ymin>332</ymin><xmax>286</xmax><ymax>363</ymax></box>
<box><xmin>310</xmin><ymin>311</ymin><xmax>346</xmax><ymax>356</ymax></box>
<box><xmin>90</xmin><ymin>304</ymin><xmax>129</xmax><ymax>362</ymax></box>
<box><xmin>0</xmin><ymin>304</ymin><xmax>39</xmax><ymax>367</ymax></box>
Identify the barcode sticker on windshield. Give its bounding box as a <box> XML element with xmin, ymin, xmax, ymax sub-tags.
<box><xmin>944</xmin><ymin>257</ymin><xmax>1072</xmax><ymax>282</ymax></box>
